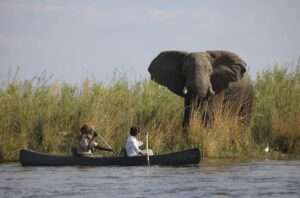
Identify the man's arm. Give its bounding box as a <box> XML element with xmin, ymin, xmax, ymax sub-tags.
<box><xmin>133</xmin><ymin>139</ymin><xmax>143</xmax><ymax>155</ymax></box>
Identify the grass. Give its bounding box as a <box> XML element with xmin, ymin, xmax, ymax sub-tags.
<box><xmin>0</xmin><ymin>65</ymin><xmax>300</xmax><ymax>162</ymax></box>
<box><xmin>187</xmin><ymin>107</ymin><xmax>257</xmax><ymax>159</ymax></box>
<box><xmin>252</xmin><ymin>66</ymin><xmax>300</xmax><ymax>155</ymax></box>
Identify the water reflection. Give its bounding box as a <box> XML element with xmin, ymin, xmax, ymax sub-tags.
<box><xmin>0</xmin><ymin>160</ymin><xmax>300</xmax><ymax>198</ymax></box>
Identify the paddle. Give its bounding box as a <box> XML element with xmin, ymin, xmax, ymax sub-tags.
<box><xmin>146</xmin><ymin>131</ymin><xmax>150</xmax><ymax>166</ymax></box>
<box><xmin>94</xmin><ymin>145</ymin><xmax>113</xmax><ymax>152</ymax></box>
<box><xmin>90</xmin><ymin>132</ymin><xmax>116</xmax><ymax>154</ymax></box>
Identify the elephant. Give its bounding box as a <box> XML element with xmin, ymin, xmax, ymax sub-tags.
<box><xmin>148</xmin><ymin>50</ymin><xmax>254</xmax><ymax>128</ymax></box>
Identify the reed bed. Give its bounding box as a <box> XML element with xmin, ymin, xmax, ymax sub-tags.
<box><xmin>252</xmin><ymin>66</ymin><xmax>300</xmax><ymax>155</ymax></box>
<box><xmin>0</xmin><ymin>65</ymin><xmax>299</xmax><ymax>162</ymax></box>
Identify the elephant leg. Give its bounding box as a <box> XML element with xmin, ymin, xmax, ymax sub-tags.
<box><xmin>238</xmin><ymin>89</ymin><xmax>254</xmax><ymax>125</ymax></box>
<box><xmin>200</xmin><ymin>100</ymin><xmax>214</xmax><ymax>128</ymax></box>
<box><xmin>183</xmin><ymin>94</ymin><xmax>192</xmax><ymax>128</ymax></box>
<box><xmin>183</xmin><ymin>94</ymin><xmax>213</xmax><ymax>128</ymax></box>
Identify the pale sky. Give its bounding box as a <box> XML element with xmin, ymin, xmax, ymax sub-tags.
<box><xmin>1</xmin><ymin>0</ymin><xmax>300</xmax><ymax>84</ymax></box>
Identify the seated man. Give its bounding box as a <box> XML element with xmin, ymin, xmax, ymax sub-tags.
<box><xmin>125</xmin><ymin>126</ymin><xmax>153</xmax><ymax>157</ymax></box>
<box><xmin>73</xmin><ymin>124</ymin><xmax>113</xmax><ymax>157</ymax></box>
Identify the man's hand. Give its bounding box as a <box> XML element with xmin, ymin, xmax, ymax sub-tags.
<box><xmin>93</xmin><ymin>132</ymin><xmax>98</xmax><ymax>138</ymax></box>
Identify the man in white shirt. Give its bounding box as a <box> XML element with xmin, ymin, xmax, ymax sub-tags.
<box><xmin>125</xmin><ymin>127</ymin><xmax>153</xmax><ymax>157</ymax></box>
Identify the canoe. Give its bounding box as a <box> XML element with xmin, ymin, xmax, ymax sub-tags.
<box><xmin>19</xmin><ymin>148</ymin><xmax>201</xmax><ymax>166</ymax></box>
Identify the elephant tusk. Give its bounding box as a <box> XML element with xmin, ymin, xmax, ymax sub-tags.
<box><xmin>183</xmin><ymin>87</ymin><xmax>188</xmax><ymax>95</ymax></box>
<box><xmin>208</xmin><ymin>87</ymin><xmax>215</xmax><ymax>96</ymax></box>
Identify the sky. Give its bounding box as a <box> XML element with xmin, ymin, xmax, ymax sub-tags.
<box><xmin>0</xmin><ymin>0</ymin><xmax>300</xmax><ymax>85</ymax></box>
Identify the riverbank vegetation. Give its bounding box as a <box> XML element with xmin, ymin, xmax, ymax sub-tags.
<box><xmin>0</xmin><ymin>65</ymin><xmax>299</xmax><ymax>162</ymax></box>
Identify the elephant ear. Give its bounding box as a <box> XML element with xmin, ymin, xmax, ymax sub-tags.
<box><xmin>148</xmin><ymin>51</ymin><xmax>188</xmax><ymax>97</ymax></box>
<box><xmin>207</xmin><ymin>50</ymin><xmax>247</xmax><ymax>92</ymax></box>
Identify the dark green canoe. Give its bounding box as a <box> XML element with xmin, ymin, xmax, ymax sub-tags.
<box><xmin>19</xmin><ymin>148</ymin><xmax>201</xmax><ymax>166</ymax></box>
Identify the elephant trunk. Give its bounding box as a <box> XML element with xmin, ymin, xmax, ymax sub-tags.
<box><xmin>186</xmin><ymin>74</ymin><xmax>215</xmax><ymax>100</ymax></box>
<box><xmin>183</xmin><ymin>92</ymin><xmax>212</xmax><ymax>128</ymax></box>
<box><xmin>183</xmin><ymin>52</ymin><xmax>215</xmax><ymax>99</ymax></box>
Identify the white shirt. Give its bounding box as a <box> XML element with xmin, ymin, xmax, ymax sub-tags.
<box><xmin>125</xmin><ymin>135</ymin><xmax>143</xmax><ymax>157</ymax></box>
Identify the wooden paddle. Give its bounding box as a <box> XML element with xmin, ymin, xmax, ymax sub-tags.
<box><xmin>146</xmin><ymin>131</ymin><xmax>150</xmax><ymax>166</ymax></box>
<box><xmin>90</xmin><ymin>132</ymin><xmax>116</xmax><ymax>155</ymax></box>
<box><xmin>94</xmin><ymin>145</ymin><xmax>113</xmax><ymax>152</ymax></box>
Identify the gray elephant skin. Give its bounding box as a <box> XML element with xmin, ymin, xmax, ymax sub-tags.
<box><xmin>148</xmin><ymin>50</ymin><xmax>254</xmax><ymax>127</ymax></box>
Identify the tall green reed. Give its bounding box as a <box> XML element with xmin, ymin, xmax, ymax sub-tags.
<box><xmin>0</xmin><ymin>65</ymin><xmax>300</xmax><ymax>162</ymax></box>
<box><xmin>253</xmin><ymin>66</ymin><xmax>300</xmax><ymax>154</ymax></box>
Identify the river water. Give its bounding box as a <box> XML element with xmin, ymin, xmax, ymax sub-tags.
<box><xmin>0</xmin><ymin>160</ymin><xmax>300</xmax><ymax>198</ymax></box>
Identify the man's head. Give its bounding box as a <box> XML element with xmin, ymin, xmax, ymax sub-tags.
<box><xmin>130</xmin><ymin>126</ymin><xmax>140</xmax><ymax>137</ymax></box>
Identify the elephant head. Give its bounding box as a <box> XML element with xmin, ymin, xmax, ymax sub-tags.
<box><xmin>148</xmin><ymin>50</ymin><xmax>247</xmax><ymax>100</ymax></box>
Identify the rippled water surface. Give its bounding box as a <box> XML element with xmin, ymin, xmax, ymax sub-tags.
<box><xmin>1</xmin><ymin>160</ymin><xmax>300</xmax><ymax>198</ymax></box>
